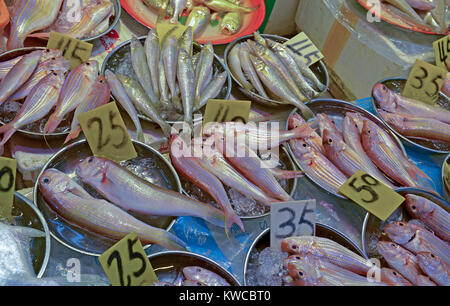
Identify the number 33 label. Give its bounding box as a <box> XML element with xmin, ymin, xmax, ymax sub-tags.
<box><xmin>339</xmin><ymin>170</ymin><xmax>405</xmax><ymax>221</ymax></box>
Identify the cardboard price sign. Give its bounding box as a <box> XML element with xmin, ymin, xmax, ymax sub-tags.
<box><xmin>433</xmin><ymin>35</ymin><xmax>450</xmax><ymax>69</ymax></box>
<box><xmin>99</xmin><ymin>232</ymin><xmax>158</xmax><ymax>286</ymax></box>
<box><xmin>203</xmin><ymin>99</ymin><xmax>251</xmax><ymax>126</ymax></box>
<box><xmin>156</xmin><ymin>23</ymin><xmax>190</xmax><ymax>47</ymax></box>
<box><xmin>402</xmin><ymin>59</ymin><xmax>447</xmax><ymax>105</ymax></box>
<box><xmin>78</xmin><ymin>102</ymin><xmax>137</xmax><ymax>163</ymax></box>
<box><xmin>284</xmin><ymin>32</ymin><xmax>324</xmax><ymax>67</ymax></box>
<box><xmin>270</xmin><ymin>200</ymin><xmax>316</xmax><ymax>249</ymax></box>
<box><xmin>0</xmin><ymin>157</ymin><xmax>17</xmax><ymax>219</ymax></box>
<box><xmin>339</xmin><ymin>170</ymin><xmax>405</xmax><ymax>221</ymax></box>
<box><xmin>47</xmin><ymin>31</ymin><xmax>93</xmax><ymax>69</ymax></box>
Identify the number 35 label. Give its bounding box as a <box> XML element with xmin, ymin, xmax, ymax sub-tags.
<box><xmin>0</xmin><ymin>157</ymin><xmax>17</xmax><ymax>219</ymax></box>
<box><xmin>339</xmin><ymin>170</ymin><xmax>405</xmax><ymax>221</ymax></box>
<box><xmin>270</xmin><ymin>200</ymin><xmax>316</xmax><ymax>249</ymax></box>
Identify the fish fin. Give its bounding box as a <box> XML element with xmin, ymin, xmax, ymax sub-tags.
<box><xmin>0</xmin><ymin>127</ymin><xmax>17</xmax><ymax>147</ymax></box>
<box><xmin>44</xmin><ymin>114</ymin><xmax>62</xmax><ymax>134</ymax></box>
<box><xmin>64</xmin><ymin>127</ymin><xmax>82</xmax><ymax>145</ymax></box>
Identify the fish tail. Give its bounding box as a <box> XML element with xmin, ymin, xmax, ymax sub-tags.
<box><xmin>0</xmin><ymin>127</ymin><xmax>16</xmax><ymax>147</ymax></box>
<box><xmin>6</xmin><ymin>34</ymin><xmax>24</xmax><ymax>50</ymax></box>
<box><xmin>44</xmin><ymin>114</ymin><xmax>62</xmax><ymax>134</ymax></box>
<box><xmin>26</xmin><ymin>32</ymin><xmax>50</xmax><ymax>40</ymax></box>
<box><xmin>227</xmin><ymin>212</ymin><xmax>245</xmax><ymax>233</ymax></box>
<box><xmin>64</xmin><ymin>127</ymin><xmax>82</xmax><ymax>145</ymax></box>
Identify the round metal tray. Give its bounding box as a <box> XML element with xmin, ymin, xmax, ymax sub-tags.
<box><xmin>371</xmin><ymin>78</ymin><xmax>450</xmax><ymax>154</ymax></box>
<box><xmin>361</xmin><ymin>187</ymin><xmax>450</xmax><ymax>260</ymax></box>
<box><xmin>148</xmin><ymin>251</ymin><xmax>241</xmax><ymax>286</ymax></box>
<box><xmin>243</xmin><ymin>224</ymin><xmax>367</xmax><ymax>286</ymax></box>
<box><xmin>285</xmin><ymin>99</ymin><xmax>408</xmax><ymax>200</ymax></box>
<box><xmin>101</xmin><ymin>36</ymin><xmax>232</xmax><ymax>124</ymax></box>
<box><xmin>442</xmin><ymin>154</ymin><xmax>450</xmax><ymax>201</ymax></box>
<box><xmin>33</xmin><ymin>139</ymin><xmax>182</xmax><ymax>256</ymax></box>
<box><xmin>224</xmin><ymin>33</ymin><xmax>329</xmax><ymax>108</ymax></box>
<box><xmin>11</xmin><ymin>192</ymin><xmax>51</xmax><ymax>278</ymax></box>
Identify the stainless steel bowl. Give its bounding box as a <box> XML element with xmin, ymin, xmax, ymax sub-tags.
<box><xmin>0</xmin><ymin>47</ymin><xmax>70</xmax><ymax>141</ymax></box>
<box><xmin>101</xmin><ymin>36</ymin><xmax>232</xmax><ymax>124</ymax></box>
<box><xmin>148</xmin><ymin>250</ymin><xmax>241</xmax><ymax>286</ymax></box>
<box><xmin>371</xmin><ymin>77</ymin><xmax>450</xmax><ymax>154</ymax></box>
<box><xmin>83</xmin><ymin>0</ymin><xmax>122</xmax><ymax>42</ymax></box>
<box><xmin>243</xmin><ymin>224</ymin><xmax>367</xmax><ymax>286</ymax></box>
<box><xmin>12</xmin><ymin>192</ymin><xmax>51</xmax><ymax>278</ymax></box>
<box><xmin>285</xmin><ymin>99</ymin><xmax>407</xmax><ymax>200</ymax></box>
<box><xmin>224</xmin><ymin>33</ymin><xmax>329</xmax><ymax>108</ymax></box>
<box><xmin>361</xmin><ymin>187</ymin><xmax>450</xmax><ymax>260</ymax></box>
<box><xmin>33</xmin><ymin>139</ymin><xmax>182</xmax><ymax>256</ymax></box>
<box><xmin>442</xmin><ymin>154</ymin><xmax>450</xmax><ymax>201</ymax></box>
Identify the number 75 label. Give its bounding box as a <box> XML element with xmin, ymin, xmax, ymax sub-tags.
<box><xmin>339</xmin><ymin>170</ymin><xmax>405</xmax><ymax>221</ymax></box>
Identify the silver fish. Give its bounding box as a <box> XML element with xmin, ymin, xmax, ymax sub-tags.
<box><xmin>145</xmin><ymin>29</ymin><xmax>161</xmax><ymax>98</ymax></box>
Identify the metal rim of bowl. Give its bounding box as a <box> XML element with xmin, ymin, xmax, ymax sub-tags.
<box><xmin>285</xmin><ymin>98</ymin><xmax>408</xmax><ymax>200</ymax></box>
<box><xmin>82</xmin><ymin>0</ymin><xmax>122</xmax><ymax>42</ymax></box>
<box><xmin>361</xmin><ymin>187</ymin><xmax>450</xmax><ymax>257</ymax></box>
<box><xmin>32</xmin><ymin>139</ymin><xmax>182</xmax><ymax>257</ymax></box>
<box><xmin>147</xmin><ymin>250</ymin><xmax>241</xmax><ymax>286</ymax></box>
<box><xmin>0</xmin><ymin>47</ymin><xmax>71</xmax><ymax>139</ymax></box>
<box><xmin>101</xmin><ymin>36</ymin><xmax>233</xmax><ymax>124</ymax></box>
<box><xmin>243</xmin><ymin>224</ymin><xmax>367</xmax><ymax>286</ymax></box>
<box><xmin>442</xmin><ymin>154</ymin><xmax>450</xmax><ymax>200</ymax></box>
<box><xmin>13</xmin><ymin>191</ymin><xmax>52</xmax><ymax>278</ymax></box>
<box><xmin>371</xmin><ymin>77</ymin><xmax>450</xmax><ymax>154</ymax></box>
<box><xmin>223</xmin><ymin>33</ymin><xmax>330</xmax><ymax>108</ymax></box>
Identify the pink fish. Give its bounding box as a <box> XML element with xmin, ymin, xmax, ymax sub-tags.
<box><xmin>417</xmin><ymin>252</ymin><xmax>449</xmax><ymax>286</ymax></box>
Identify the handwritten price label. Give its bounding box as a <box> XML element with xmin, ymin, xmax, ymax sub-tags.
<box><xmin>339</xmin><ymin>170</ymin><xmax>405</xmax><ymax>221</ymax></box>
<box><xmin>284</xmin><ymin>32</ymin><xmax>324</xmax><ymax>67</ymax></box>
<box><xmin>402</xmin><ymin>59</ymin><xmax>447</xmax><ymax>105</ymax></box>
<box><xmin>77</xmin><ymin>103</ymin><xmax>137</xmax><ymax>163</ymax></box>
<box><xmin>47</xmin><ymin>31</ymin><xmax>93</xmax><ymax>69</ymax></box>
<box><xmin>203</xmin><ymin>99</ymin><xmax>251</xmax><ymax>126</ymax></box>
<box><xmin>0</xmin><ymin>157</ymin><xmax>17</xmax><ymax>219</ymax></box>
<box><xmin>270</xmin><ymin>200</ymin><xmax>316</xmax><ymax>249</ymax></box>
<box><xmin>99</xmin><ymin>232</ymin><xmax>158</xmax><ymax>286</ymax></box>
<box><xmin>156</xmin><ymin>23</ymin><xmax>189</xmax><ymax>48</ymax></box>
<box><xmin>433</xmin><ymin>35</ymin><xmax>450</xmax><ymax>69</ymax></box>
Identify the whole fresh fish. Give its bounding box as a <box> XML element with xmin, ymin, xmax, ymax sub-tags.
<box><xmin>383</xmin><ymin>0</ymin><xmax>424</xmax><ymax>22</ymax></box>
<box><xmin>194</xmin><ymin>71</ymin><xmax>228</xmax><ymax>112</ymax></box>
<box><xmin>183</xmin><ymin>267</ymin><xmax>230</xmax><ymax>286</ymax></box>
<box><xmin>170</xmin><ymin>135</ymin><xmax>244</xmax><ymax>233</ymax></box>
<box><xmin>170</xmin><ymin>0</ymin><xmax>187</xmax><ymax>23</ymax></box>
<box><xmin>405</xmin><ymin>194</ymin><xmax>450</xmax><ymax>242</ymax></box>
<box><xmin>417</xmin><ymin>252</ymin><xmax>449</xmax><ymax>286</ymax></box>
<box><xmin>116</xmin><ymin>73</ymin><xmax>171</xmax><ymax>137</ymax></box>
<box><xmin>130</xmin><ymin>37</ymin><xmax>160</xmax><ymax>108</ymax></box>
<box><xmin>145</xmin><ymin>29</ymin><xmax>161</xmax><ymax>98</ymax></box>
<box><xmin>289</xmin><ymin>113</ymin><xmax>323</xmax><ymax>153</ymax></box>
<box><xmin>45</xmin><ymin>60</ymin><xmax>99</xmax><ymax>134</ymax></box>
<box><xmin>0</xmin><ymin>51</ymin><xmax>42</xmax><ymax>105</ymax></box>
<box><xmin>186</xmin><ymin>6</ymin><xmax>211</xmax><ymax>37</ymax></box>
<box><xmin>381</xmin><ymin>268</ymin><xmax>413</xmax><ymax>286</ymax></box>
<box><xmin>384</xmin><ymin>221</ymin><xmax>450</xmax><ymax>264</ymax></box>
<box><xmin>379</xmin><ymin>110</ymin><xmax>450</xmax><ymax>143</ymax></box>
<box><xmin>162</xmin><ymin>36</ymin><xmax>183</xmax><ymax>113</ymax></box>
<box><xmin>105</xmin><ymin>70</ymin><xmax>144</xmax><ymax>142</ymax></box>
<box><xmin>290</xmin><ymin>138</ymin><xmax>348</xmax><ymax>195</ymax></box>
<box><xmin>195</xmin><ymin>42</ymin><xmax>214</xmax><ymax>103</ymax></box>
<box><xmin>377</xmin><ymin>241</ymin><xmax>429</xmax><ymax>285</ymax></box>
<box><xmin>239</xmin><ymin>42</ymin><xmax>268</xmax><ymax>98</ymax></box>
<box><xmin>373</xmin><ymin>83</ymin><xmax>450</xmax><ymax>124</ymax></box>
<box><xmin>158</xmin><ymin>55</ymin><xmax>172</xmax><ymax>112</ymax></box>
<box><xmin>214</xmin><ymin>134</ymin><xmax>293</xmax><ymax>202</ymax></box>
<box><xmin>178</xmin><ymin>49</ymin><xmax>196</xmax><ymax>126</ymax></box>
<box><xmin>75</xmin><ymin>156</ymin><xmax>227</xmax><ymax>228</ymax></box>
<box><xmin>7</xmin><ymin>0</ymin><xmax>63</xmax><ymax>50</ymax></box>
<box><xmin>0</xmin><ymin>71</ymin><xmax>65</xmax><ymax>146</ymax></box>
<box><xmin>220</xmin><ymin>12</ymin><xmax>241</xmax><ymax>35</ymax></box>
<box><xmin>282</xmin><ymin>236</ymin><xmax>373</xmax><ymax>275</ymax></box>
<box><xmin>39</xmin><ymin>169</ymin><xmax>187</xmax><ymax>251</ymax></box>
<box><xmin>64</xmin><ymin>75</ymin><xmax>110</xmax><ymax>144</ymax></box>
<box><xmin>202</xmin><ymin>0</ymin><xmax>256</xmax><ymax>13</ymax></box>
<box><xmin>228</xmin><ymin>44</ymin><xmax>253</xmax><ymax>91</ymax></box>
<box><xmin>250</xmin><ymin>54</ymin><xmax>314</xmax><ymax>120</ymax></box>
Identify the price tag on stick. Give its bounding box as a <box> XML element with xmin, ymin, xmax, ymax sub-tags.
<box><xmin>339</xmin><ymin>170</ymin><xmax>405</xmax><ymax>221</ymax></box>
<box><xmin>0</xmin><ymin>157</ymin><xmax>16</xmax><ymax>219</ymax></box>
<box><xmin>47</xmin><ymin>31</ymin><xmax>93</xmax><ymax>69</ymax></box>
<box><xmin>402</xmin><ymin>59</ymin><xmax>447</xmax><ymax>105</ymax></box>
<box><xmin>203</xmin><ymin>99</ymin><xmax>251</xmax><ymax>126</ymax></box>
<box><xmin>99</xmin><ymin>232</ymin><xmax>158</xmax><ymax>286</ymax></box>
<box><xmin>270</xmin><ymin>200</ymin><xmax>316</xmax><ymax>249</ymax></box>
<box><xmin>284</xmin><ymin>32</ymin><xmax>324</xmax><ymax>67</ymax></box>
<box><xmin>78</xmin><ymin>102</ymin><xmax>137</xmax><ymax>163</ymax></box>
<box><xmin>433</xmin><ymin>35</ymin><xmax>450</xmax><ymax>69</ymax></box>
<box><xmin>156</xmin><ymin>23</ymin><xmax>189</xmax><ymax>48</ymax></box>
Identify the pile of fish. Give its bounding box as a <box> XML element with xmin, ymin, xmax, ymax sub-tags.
<box><xmin>154</xmin><ymin>266</ymin><xmax>231</xmax><ymax>286</ymax></box>
<box><xmin>373</xmin><ymin>83</ymin><xmax>450</xmax><ymax>145</ymax></box>
<box><xmin>0</xmin><ymin>49</ymin><xmax>111</xmax><ymax>151</ymax></box>
<box><xmin>169</xmin><ymin>122</ymin><xmax>310</xmax><ymax>232</ymax></box>
<box><xmin>106</xmin><ymin>27</ymin><xmax>227</xmax><ymax>138</ymax></box>
<box><xmin>143</xmin><ymin>0</ymin><xmax>257</xmax><ymax>36</ymax></box>
<box><xmin>376</xmin><ymin>194</ymin><xmax>450</xmax><ymax>286</ymax></box>
<box><xmin>3</xmin><ymin>0</ymin><xmax>116</xmax><ymax>51</ymax></box>
<box><xmin>228</xmin><ymin>33</ymin><xmax>325</xmax><ymax>119</ymax></box>
<box><xmin>374</xmin><ymin>0</ymin><xmax>448</xmax><ymax>34</ymax></box>
<box><xmin>288</xmin><ymin>111</ymin><xmax>434</xmax><ymax>195</ymax></box>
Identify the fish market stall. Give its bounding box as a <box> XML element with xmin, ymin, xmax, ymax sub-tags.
<box><xmin>0</xmin><ymin>0</ymin><xmax>449</xmax><ymax>290</ymax></box>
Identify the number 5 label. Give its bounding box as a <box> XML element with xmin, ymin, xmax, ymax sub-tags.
<box><xmin>339</xmin><ymin>170</ymin><xmax>405</xmax><ymax>221</ymax></box>
<box><xmin>0</xmin><ymin>157</ymin><xmax>17</xmax><ymax>219</ymax></box>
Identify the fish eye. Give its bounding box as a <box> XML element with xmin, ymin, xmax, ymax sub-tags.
<box><xmin>296</xmin><ymin>256</ymin><xmax>301</xmax><ymax>260</ymax></box>
<box><xmin>196</xmin><ymin>268</ymin><xmax>202</xmax><ymax>272</ymax></box>
<box><xmin>99</xmin><ymin>80</ymin><xmax>104</xmax><ymax>83</ymax></box>
<box><xmin>391</xmin><ymin>243</ymin><xmax>397</xmax><ymax>248</ymax></box>
<box><xmin>382</xmin><ymin>86</ymin><xmax>387</xmax><ymax>91</ymax></box>
<box><xmin>46</xmin><ymin>49</ymin><xmax>50</xmax><ymax>52</ymax></box>
<box><xmin>328</xmin><ymin>139</ymin><xmax>333</xmax><ymax>144</ymax></box>
<box><xmin>393</xmin><ymin>271</ymin><xmax>397</xmax><ymax>276</ymax></box>
<box><xmin>298</xmin><ymin>270</ymin><xmax>306</xmax><ymax>279</ymax></box>
<box><xmin>42</xmin><ymin>177</ymin><xmax>51</xmax><ymax>184</ymax></box>
<box><xmin>431</xmin><ymin>254</ymin><xmax>435</xmax><ymax>258</ymax></box>
<box><xmin>53</xmin><ymin>72</ymin><xmax>57</xmax><ymax>76</ymax></box>
<box><xmin>399</xmin><ymin>222</ymin><xmax>405</xmax><ymax>227</ymax></box>
<box><xmin>411</xmin><ymin>205</ymin><xmax>416</xmax><ymax>210</ymax></box>
<box><xmin>291</xmin><ymin>245</ymin><xmax>297</xmax><ymax>250</ymax></box>
<box><xmin>86</xmin><ymin>62</ymin><xmax>90</xmax><ymax>66</ymax></box>
<box><xmin>51</xmin><ymin>57</ymin><xmax>56</xmax><ymax>60</ymax></box>
<box><xmin>87</xmin><ymin>157</ymin><xmax>94</xmax><ymax>163</ymax></box>
<box><xmin>302</xmin><ymin>144</ymin><xmax>307</xmax><ymax>147</ymax></box>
